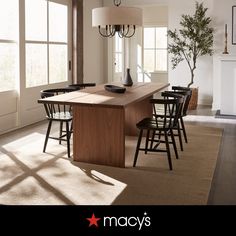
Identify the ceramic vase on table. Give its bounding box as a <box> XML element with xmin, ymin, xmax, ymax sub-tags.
<box><xmin>123</xmin><ymin>68</ymin><xmax>133</xmax><ymax>86</ymax></box>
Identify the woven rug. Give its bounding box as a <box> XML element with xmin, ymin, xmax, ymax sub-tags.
<box><xmin>0</xmin><ymin>124</ymin><xmax>222</xmax><ymax>205</ymax></box>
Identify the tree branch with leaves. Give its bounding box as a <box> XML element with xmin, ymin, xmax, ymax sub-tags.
<box><xmin>168</xmin><ymin>2</ymin><xmax>214</xmax><ymax>87</ymax></box>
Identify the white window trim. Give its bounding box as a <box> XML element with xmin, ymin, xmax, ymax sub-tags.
<box><xmin>24</xmin><ymin>0</ymin><xmax>71</xmax><ymax>88</ymax></box>
<box><xmin>142</xmin><ymin>25</ymin><xmax>168</xmax><ymax>73</ymax></box>
<box><xmin>0</xmin><ymin>0</ymin><xmax>72</xmax><ymax>94</ymax></box>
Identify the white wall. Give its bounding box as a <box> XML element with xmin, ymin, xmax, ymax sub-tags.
<box><xmin>213</xmin><ymin>0</ymin><xmax>236</xmax><ymax>55</ymax></box>
<box><xmin>143</xmin><ymin>5</ymin><xmax>168</xmax><ymax>25</ymax></box>
<box><xmin>83</xmin><ymin>0</ymin><xmax>105</xmax><ymax>84</ymax></box>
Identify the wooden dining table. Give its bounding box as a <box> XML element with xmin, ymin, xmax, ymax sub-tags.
<box><xmin>38</xmin><ymin>82</ymin><xmax>169</xmax><ymax>167</ymax></box>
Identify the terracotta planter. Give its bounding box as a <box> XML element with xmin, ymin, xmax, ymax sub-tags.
<box><xmin>188</xmin><ymin>87</ymin><xmax>198</xmax><ymax>110</ymax></box>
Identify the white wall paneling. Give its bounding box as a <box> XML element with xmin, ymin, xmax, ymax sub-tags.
<box><xmin>0</xmin><ymin>91</ymin><xmax>18</xmax><ymax>133</ymax></box>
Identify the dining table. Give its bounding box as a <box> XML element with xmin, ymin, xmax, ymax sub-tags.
<box><xmin>38</xmin><ymin>82</ymin><xmax>169</xmax><ymax>167</ymax></box>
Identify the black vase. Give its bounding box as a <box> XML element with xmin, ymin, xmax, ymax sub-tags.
<box><xmin>123</xmin><ymin>68</ymin><xmax>133</xmax><ymax>86</ymax></box>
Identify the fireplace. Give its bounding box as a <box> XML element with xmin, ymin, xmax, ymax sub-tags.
<box><xmin>213</xmin><ymin>55</ymin><xmax>236</xmax><ymax>116</ymax></box>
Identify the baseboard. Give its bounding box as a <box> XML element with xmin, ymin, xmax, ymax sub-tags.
<box><xmin>215</xmin><ymin>110</ymin><xmax>236</xmax><ymax>119</ymax></box>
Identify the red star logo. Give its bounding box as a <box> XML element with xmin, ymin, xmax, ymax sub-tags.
<box><xmin>86</xmin><ymin>213</ymin><xmax>101</xmax><ymax>227</ymax></box>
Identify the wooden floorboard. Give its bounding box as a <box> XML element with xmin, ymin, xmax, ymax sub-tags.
<box><xmin>186</xmin><ymin>105</ymin><xmax>236</xmax><ymax>205</ymax></box>
<box><xmin>207</xmin><ymin>124</ymin><xmax>236</xmax><ymax>204</ymax></box>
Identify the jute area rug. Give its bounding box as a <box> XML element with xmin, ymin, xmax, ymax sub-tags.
<box><xmin>0</xmin><ymin>124</ymin><xmax>222</xmax><ymax>205</ymax></box>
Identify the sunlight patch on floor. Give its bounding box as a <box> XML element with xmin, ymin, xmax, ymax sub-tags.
<box><xmin>0</xmin><ymin>132</ymin><xmax>127</xmax><ymax>205</ymax></box>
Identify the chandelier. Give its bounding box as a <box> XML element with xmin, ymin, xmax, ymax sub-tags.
<box><xmin>92</xmin><ymin>0</ymin><xmax>143</xmax><ymax>38</ymax></box>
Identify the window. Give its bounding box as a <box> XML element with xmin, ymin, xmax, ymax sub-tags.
<box><xmin>112</xmin><ymin>34</ymin><xmax>124</xmax><ymax>82</ymax></box>
<box><xmin>143</xmin><ymin>27</ymin><xmax>167</xmax><ymax>72</ymax></box>
<box><xmin>0</xmin><ymin>0</ymin><xmax>19</xmax><ymax>92</ymax></box>
<box><xmin>25</xmin><ymin>0</ymin><xmax>69</xmax><ymax>87</ymax></box>
<box><xmin>113</xmin><ymin>34</ymin><xmax>123</xmax><ymax>73</ymax></box>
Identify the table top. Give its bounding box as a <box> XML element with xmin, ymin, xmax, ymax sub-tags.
<box><xmin>38</xmin><ymin>82</ymin><xmax>170</xmax><ymax>108</ymax></box>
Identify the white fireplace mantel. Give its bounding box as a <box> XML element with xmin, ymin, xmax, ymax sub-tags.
<box><xmin>213</xmin><ymin>55</ymin><xmax>236</xmax><ymax>115</ymax></box>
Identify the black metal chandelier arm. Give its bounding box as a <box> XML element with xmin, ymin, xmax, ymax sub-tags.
<box><xmin>109</xmin><ymin>25</ymin><xmax>115</xmax><ymax>36</ymax></box>
<box><xmin>98</xmin><ymin>26</ymin><xmax>113</xmax><ymax>37</ymax></box>
<box><xmin>98</xmin><ymin>25</ymin><xmax>116</xmax><ymax>37</ymax></box>
<box><xmin>114</xmin><ymin>0</ymin><xmax>121</xmax><ymax>7</ymax></box>
<box><xmin>118</xmin><ymin>25</ymin><xmax>126</xmax><ymax>38</ymax></box>
<box><xmin>126</xmin><ymin>25</ymin><xmax>136</xmax><ymax>38</ymax></box>
<box><xmin>123</xmin><ymin>25</ymin><xmax>130</xmax><ymax>37</ymax></box>
<box><xmin>118</xmin><ymin>25</ymin><xmax>136</xmax><ymax>38</ymax></box>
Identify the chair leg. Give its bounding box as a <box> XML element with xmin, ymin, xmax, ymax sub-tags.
<box><xmin>65</xmin><ymin>121</ymin><xmax>71</xmax><ymax>158</ymax></box>
<box><xmin>150</xmin><ymin>130</ymin><xmax>156</xmax><ymax>149</ymax></box>
<box><xmin>177</xmin><ymin>120</ymin><xmax>184</xmax><ymax>151</ymax></box>
<box><xmin>145</xmin><ymin>130</ymin><xmax>150</xmax><ymax>154</ymax></box>
<box><xmin>59</xmin><ymin>121</ymin><xmax>63</xmax><ymax>144</ymax></box>
<box><xmin>43</xmin><ymin>120</ymin><xmax>52</xmax><ymax>153</ymax></box>
<box><xmin>170</xmin><ymin>128</ymin><xmax>179</xmax><ymax>159</ymax></box>
<box><xmin>158</xmin><ymin>130</ymin><xmax>162</xmax><ymax>140</ymax></box>
<box><xmin>164</xmin><ymin>130</ymin><xmax>173</xmax><ymax>170</ymax></box>
<box><xmin>69</xmin><ymin>121</ymin><xmax>73</xmax><ymax>139</ymax></box>
<box><xmin>133</xmin><ymin>129</ymin><xmax>143</xmax><ymax>167</ymax></box>
<box><xmin>180</xmin><ymin>117</ymin><xmax>188</xmax><ymax>143</ymax></box>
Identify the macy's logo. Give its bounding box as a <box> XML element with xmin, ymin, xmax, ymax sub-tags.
<box><xmin>86</xmin><ymin>212</ymin><xmax>151</xmax><ymax>230</ymax></box>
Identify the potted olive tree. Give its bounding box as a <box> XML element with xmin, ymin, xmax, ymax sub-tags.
<box><xmin>168</xmin><ymin>2</ymin><xmax>214</xmax><ymax>109</ymax></box>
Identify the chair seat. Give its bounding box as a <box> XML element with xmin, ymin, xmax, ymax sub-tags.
<box><xmin>137</xmin><ymin>117</ymin><xmax>172</xmax><ymax>130</ymax></box>
<box><xmin>47</xmin><ymin>111</ymin><xmax>72</xmax><ymax>121</ymax></box>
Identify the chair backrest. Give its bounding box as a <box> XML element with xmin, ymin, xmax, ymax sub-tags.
<box><xmin>41</xmin><ymin>87</ymin><xmax>75</xmax><ymax>96</ymax></box>
<box><xmin>40</xmin><ymin>88</ymin><xmax>73</xmax><ymax>119</ymax></box>
<box><xmin>172</xmin><ymin>86</ymin><xmax>192</xmax><ymax>116</ymax></box>
<box><xmin>150</xmin><ymin>95</ymin><xmax>183</xmax><ymax>129</ymax></box>
<box><xmin>68</xmin><ymin>83</ymin><xmax>96</xmax><ymax>91</ymax></box>
<box><xmin>161</xmin><ymin>92</ymin><xmax>184</xmax><ymax>125</ymax></box>
<box><xmin>163</xmin><ymin>90</ymin><xmax>191</xmax><ymax>117</ymax></box>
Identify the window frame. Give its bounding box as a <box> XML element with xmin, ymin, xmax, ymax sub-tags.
<box><xmin>0</xmin><ymin>0</ymin><xmax>72</xmax><ymax>94</ymax></box>
<box><xmin>143</xmin><ymin>25</ymin><xmax>168</xmax><ymax>73</ymax></box>
<box><xmin>113</xmin><ymin>34</ymin><xmax>123</xmax><ymax>73</ymax></box>
<box><xmin>0</xmin><ymin>0</ymin><xmax>19</xmax><ymax>93</ymax></box>
<box><xmin>112</xmin><ymin>34</ymin><xmax>125</xmax><ymax>82</ymax></box>
<box><xmin>25</xmin><ymin>0</ymin><xmax>71</xmax><ymax>88</ymax></box>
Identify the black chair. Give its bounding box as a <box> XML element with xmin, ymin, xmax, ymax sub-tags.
<box><xmin>133</xmin><ymin>93</ymin><xmax>184</xmax><ymax>170</ymax></box>
<box><xmin>40</xmin><ymin>88</ymin><xmax>74</xmax><ymax>158</ymax></box>
<box><xmin>153</xmin><ymin>89</ymin><xmax>191</xmax><ymax>151</ymax></box>
<box><xmin>67</xmin><ymin>83</ymin><xmax>96</xmax><ymax>91</ymax></box>
<box><xmin>172</xmin><ymin>86</ymin><xmax>192</xmax><ymax>143</ymax></box>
